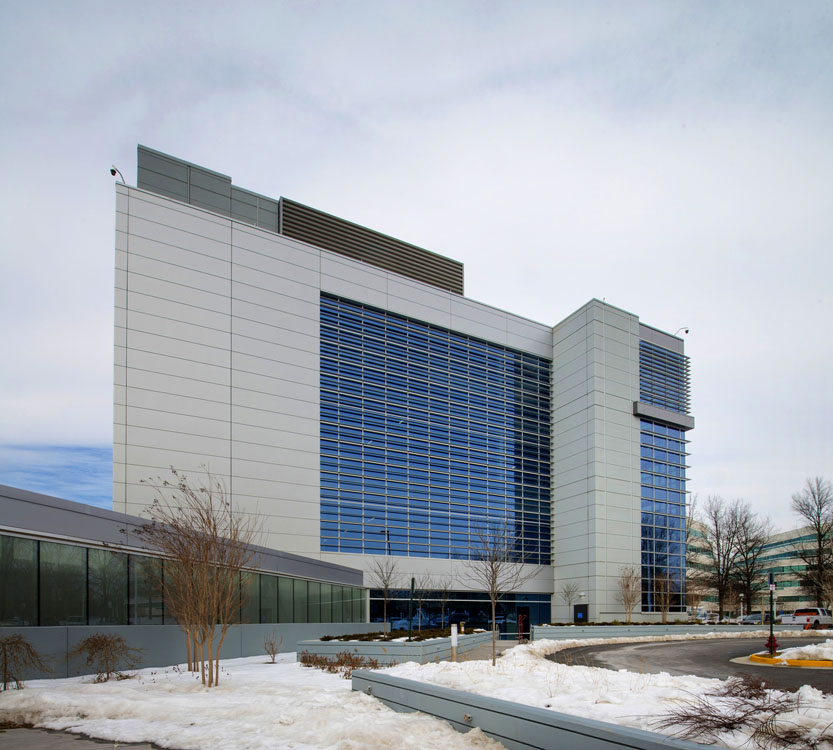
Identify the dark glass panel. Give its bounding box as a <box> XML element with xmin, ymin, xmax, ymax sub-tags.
<box><xmin>88</xmin><ymin>548</ymin><xmax>127</xmax><ymax>625</ymax></box>
<box><xmin>260</xmin><ymin>574</ymin><xmax>278</xmax><ymax>623</ymax></box>
<box><xmin>293</xmin><ymin>579</ymin><xmax>308</xmax><ymax>623</ymax></box>
<box><xmin>0</xmin><ymin>535</ymin><xmax>37</xmax><ymax>626</ymax></box>
<box><xmin>40</xmin><ymin>542</ymin><xmax>86</xmax><ymax>626</ymax></box>
<box><xmin>278</xmin><ymin>576</ymin><xmax>294</xmax><ymax>623</ymax></box>
<box><xmin>128</xmin><ymin>555</ymin><xmax>163</xmax><ymax>624</ymax></box>
<box><xmin>240</xmin><ymin>572</ymin><xmax>260</xmax><ymax>624</ymax></box>
<box><xmin>307</xmin><ymin>581</ymin><xmax>321</xmax><ymax>622</ymax></box>
<box><xmin>320</xmin><ymin>583</ymin><xmax>333</xmax><ymax>623</ymax></box>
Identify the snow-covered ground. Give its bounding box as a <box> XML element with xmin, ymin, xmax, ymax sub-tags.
<box><xmin>1</xmin><ymin>631</ymin><xmax>831</xmax><ymax>750</ymax></box>
<box><xmin>779</xmin><ymin>638</ymin><xmax>833</xmax><ymax>661</ymax></box>
<box><xmin>0</xmin><ymin>654</ymin><xmax>502</xmax><ymax>750</ymax></box>
<box><xmin>387</xmin><ymin>634</ymin><xmax>833</xmax><ymax>749</ymax></box>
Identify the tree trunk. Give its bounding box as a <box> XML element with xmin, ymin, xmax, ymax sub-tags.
<box><xmin>190</xmin><ymin>627</ymin><xmax>198</xmax><ymax>672</ymax></box>
<box><xmin>199</xmin><ymin>639</ymin><xmax>205</xmax><ymax>685</ymax></box>
<box><xmin>185</xmin><ymin>628</ymin><xmax>192</xmax><ymax>672</ymax></box>
<box><xmin>215</xmin><ymin>627</ymin><xmax>228</xmax><ymax>686</ymax></box>
<box><xmin>207</xmin><ymin>629</ymin><xmax>214</xmax><ymax>687</ymax></box>
<box><xmin>491</xmin><ymin>599</ymin><xmax>497</xmax><ymax>666</ymax></box>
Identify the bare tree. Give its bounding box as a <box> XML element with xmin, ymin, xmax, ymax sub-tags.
<box><xmin>412</xmin><ymin>574</ymin><xmax>432</xmax><ymax>631</ymax></box>
<box><xmin>696</xmin><ymin>496</ymin><xmax>742</xmax><ymax>619</ymax></box>
<box><xmin>434</xmin><ymin>575</ymin><xmax>453</xmax><ymax>629</ymax></box>
<box><xmin>791</xmin><ymin>477</ymin><xmax>833</xmax><ymax>607</ymax></box>
<box><xmin>653</xmin><ymin>572</ymin><xmax>673</xmax><ymax>624</ymax></box>
<box><xmin>616</xmin><ymin>566</ymin><xmax>641</xmax><ymax>624</ymax></box>
<box><xmin>132</xmin><ymin>468</ymin><xmax>259</xmax><ymax>687</ymax></box>
<box><xmin>463</xmin><ymin>523</ymin><xmax>541</xmax><ymax>665</ymax></box>
<box><xmin>730</xmin><ymin>502</ymin><xmax>771</xmax><ymax>609</ymax></box>
<box><xmin>367</xmin><ymin>558</ymin><xmax>400</xmax><ymax>628</ymax></box>
<box><xmin>559</xmin><ymin>582</ymin><xmax>580</xmax><ymax>611</ymax></box>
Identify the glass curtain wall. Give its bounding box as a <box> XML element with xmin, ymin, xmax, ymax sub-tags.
<box><xmin>0</xmin><ymin>534</ymin><xmax>366</xmax><ymax>626</ymax></box>
<box><xmin>369</xmin><ymin>589</ymin><xmax>550</xmax><ymax>635</ymax></box>
<box><xmin>638</xmin><ymin>340</ymin><xmax>691</xmax><ymax>613</ymax></box>
<box><xmin>320</xmin><ymin>294</ymin><xmax>552</xmax><ymax>564</ymax></box>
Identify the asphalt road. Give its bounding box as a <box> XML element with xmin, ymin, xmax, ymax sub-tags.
<box><xmin>548</xmin><ymin>637</ymin><xmax>833</xmax><ymax>693</ymax></box>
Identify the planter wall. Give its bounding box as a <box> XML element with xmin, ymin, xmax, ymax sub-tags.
<box><xmin>298</xmin><ymin>631</ymin><xmax>493</xmax><ymax>665</ymax></box>
<box><xmin>0</xmin><ymin>622</ymin><xmax>384</xmax><ymax>680</ymax></box>
<box><xmin>532</xmin><ymin>624</ymin><xmax>805</xmax><ymax>640</ymax></box>
<box><xmin>352</xmin><ymin>670</ymin><xmax>704</xmax><ymax>750</ymax></box>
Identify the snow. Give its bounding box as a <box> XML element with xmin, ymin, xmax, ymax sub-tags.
<box><xmin>0</xmin><ymin>654</ymin><xmax>502</xmax><ymax>750</ymax></box>
<box><xmin>1</xmin><ymin>631</ymin><xmax>830</xmax><ymax>750</ymax></box>
<box><xmin>385</xmin><ymin>633</ymin><xmax>833</xmax><ymax>749</ymax></box>
<box><xmin>779</xmin><ymin>638</ymin><xmax>833</xmax><ymax>662</ymax></box>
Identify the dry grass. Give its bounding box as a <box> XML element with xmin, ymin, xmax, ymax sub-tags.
<box><xmin>298</xmin><ymin>650</ymin><xmax>385</xmax><ymax>679</ymax></box>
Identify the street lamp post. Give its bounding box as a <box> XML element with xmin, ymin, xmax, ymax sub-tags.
<box><xmin>739</xmin><ymin>593</ymin><xmax>745</xmax><ymax>619</ymax></box>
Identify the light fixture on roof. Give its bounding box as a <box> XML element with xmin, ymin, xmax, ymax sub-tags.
<box><xmin>674</xmin><ymin>327</ymin><xmax>689</xmax><ymax>336</ymax></box>
<box><xmin>110</xmin><ymin>165</ymin><xmax>126</xmax><ymax>183</ymax></box>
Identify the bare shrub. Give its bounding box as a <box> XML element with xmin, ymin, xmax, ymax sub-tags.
<box><xmin>298</xmin><ymin>650</ymin><xmax>383</xmax><ymax>679</ymax></box>
<box><xmin>69</xmin><ymin>633</ymin><xmax>142</xmax><ymax>682</ymax></box>
<box><xmin>1</xmin><ymin>634</ymin><xmax>49</xmax><ymax>690</ymax></box>
<box><xmin>131</xmin><ymin>467</ymin><xmax>260</xmax><ymax>687</ymax></box>
<box><xmin>653</xmin><ymin>674</ymin><xmax>833</xmax><ymax>748</ymax></box>
<box><xmin>264</xmin><ymin>632</ymin><xmax>283</xmax><ymax>663</ymax></box>
<box><xmin>616</xmin><ymin>566</ymin><xmax>640</xmax><ymax>624</ymax></box>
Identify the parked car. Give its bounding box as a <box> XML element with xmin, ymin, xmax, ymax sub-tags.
<box><xmin>697</xmin><ymin>611</ymin><xmax>718</xmax><ymax>624</ymax></box>
<box><xmin>739</xmin><ymin>612</ymin><xmax>772</xmax><ymax>625</ymax></box>
<box><xmin>780</xmin><ymin>608</ymin><xmax>832</xmax><ymax>627</ymax></box>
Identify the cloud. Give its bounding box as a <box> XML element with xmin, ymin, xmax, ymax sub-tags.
<box><xmin>0</xmin><ymin>2</ymin><xmax>831</xmax><ymax>528</ymax></box>
<box><xmin>0</xmin><ymin>445</ymin><xmax>112</xmax><ymax>509</ymax></box>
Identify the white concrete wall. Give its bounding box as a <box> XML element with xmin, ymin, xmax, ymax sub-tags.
<box><xmin>116</xmin><ymin>185</ymin><xmax>553</xmax><ymax>594</ymax></box>
<box><xmin>550</xmin><ymin>300</ymin><xmax>644</xmax><ymax>621</ymax></box>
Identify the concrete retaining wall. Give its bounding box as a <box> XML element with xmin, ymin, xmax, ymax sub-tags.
<box><xmin>351</xmin><ymin>670</ymin><xmax>704</xmax><ymax>750</ymax></box>
<box><xmin>532</xmin><ymin>624</ymin><xmax>806</xmax><ymax>640</ymax></box>
<box><xmin>0</xmin><ymin>622</ymin><xmax>384</xmax><ymax>679</ymax></box>
<box><xmin>298</xmin><ymin>631</ymin><xmax>493</xmax><ymax>665</ymax></box>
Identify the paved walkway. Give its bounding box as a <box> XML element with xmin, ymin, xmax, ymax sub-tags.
<box><xmin>455</xmin><ymin>638</ymin><xmax>519</xmax><ymax>662</ymax></box>
<box><xmin>0</xmin><ymin>728</ymin><xmax>156</xmax><ymax>749</ymax></box>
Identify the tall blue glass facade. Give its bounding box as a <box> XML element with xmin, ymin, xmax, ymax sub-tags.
<box><xmin>639</xmin><ymin>340</ymin><xmax>690</xmax><ymax>613</ymax></box>
<box><xmin>320</xmin><ymin>294</ymin><xmax>552</xmax><ymax>564</ymax></box>
<box><xmin>640</xmin><ymin>420</ymin><xmax>688</xmax><ymax>612</ymax></box>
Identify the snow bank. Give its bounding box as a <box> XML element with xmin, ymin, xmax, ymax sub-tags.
<box><xmin>1</xmin><ymin>631</ymin><xmax>829</xmax><ymax>750</ymax></box>
<box><xmin>779</xmin><ymin>638</ymin><xmax>833</xmax><ymax>662</ymax></box>
<box><xmin>384</xmin><ymin>633</ymin><xmax>833</xmax><ymax>750</ymax></box>
<box><xmin>0</xmin><ymin>654</ymin><xmax>502</xmax><ymax>750</ymax></box>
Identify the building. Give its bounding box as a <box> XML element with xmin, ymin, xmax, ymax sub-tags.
<box><xmin>760</xmin><ymin>527</ymin><xmax>820</xmax><ymax>614</ymax></box>
<box><xmin>686</xmin><ymin>523</ymin><xmax>821</xmax><ymax>618</ymax></box>
<box><xmin>0</xmin><ymin>483</ymin><xmax>369</xmax><ymax>673</ymax></box>
<box><xmin>114</xmin><ymin>146</ymin><xmax>694</xmax><ymax>626</ymax></box>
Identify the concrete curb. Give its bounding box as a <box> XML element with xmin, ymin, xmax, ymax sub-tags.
<box><xmin>749</xmin><ymin>653</ymin><xmax>833</xmax><ymax>667</ymax></box>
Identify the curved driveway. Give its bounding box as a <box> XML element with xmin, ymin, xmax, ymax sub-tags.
<box><xmin>548</xmin><ymin>637</ymin><xmax>833</xmax><ymax>692</ymax></box>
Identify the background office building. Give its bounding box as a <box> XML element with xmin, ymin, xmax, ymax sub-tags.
<box><xmin>114</xmin><ymin>147</ymin><xmax>694</xmax><ymax>627</ymax></box>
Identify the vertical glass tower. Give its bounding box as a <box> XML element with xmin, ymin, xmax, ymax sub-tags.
<box><xmin>638</xmin><ymin>340</ymin><xmax>691</xmax><ymax>613</ymax></box>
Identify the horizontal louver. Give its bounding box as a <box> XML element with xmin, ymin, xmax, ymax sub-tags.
<box><xmin>281</xmin><ymin>198</ymin><xmax>464</xmax><ymax>295</ymax></box>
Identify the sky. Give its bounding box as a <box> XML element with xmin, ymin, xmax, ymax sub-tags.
<box><xmin>0</xmin><ymin>1</ymin><xmax>831</xmax><ymax>530</ymax></box>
